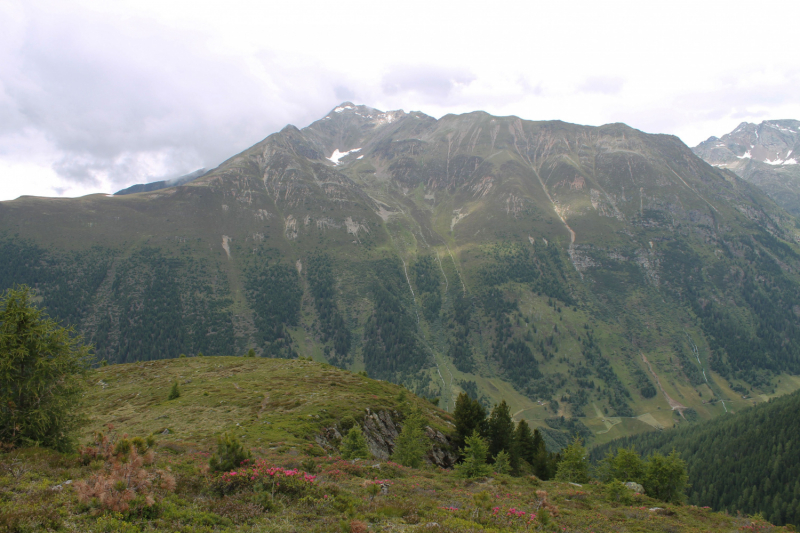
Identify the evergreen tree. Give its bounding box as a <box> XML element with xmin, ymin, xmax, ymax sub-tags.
<box><xmin>455</xmin><ymin>430</ymin><xmax>492</xmax><ymax>479</ymax></box>
<box><xmin>512</xmin><ymin>419</ymin><xmax>538</xmax><ymax>474</ymax></box>
<box><xmin>487</xmin><ymin>400</ymin><xmax>515</xmax><ymax>461</ymax></box>
<box><xmin>0</xmin><ymin>285</ymin><xmax>91</xmax><ymax>451</ymax></box>
<box><xmin>555</xmin><ymin>436</ymin><xmax>590</xmax><ymax>483</ymax></box>
<box><xmin>391</xmin><ymin>410</ymin><xmax>427</xmax><ymax>468</ymax></box>
<box><xmin>341</xmin><ymin>426</ymin><xmax>370</xmax><ymax>460</ymax></box>
<box><xmin>168</xmin><ymin>382</ymin><xmax>180</xmax><ymax>400</ymax></box>
<box><xmin>493</xmin><ymin>450</ymin><xmax>511</xmax><ymax>475</ymax></box>
<box><xmin>246</xmin><ymin>348</ymin><xmax>256</xmax><ymax>357</ymax></box>
<box><xmin>600</xmin><ymin>446</ymin><xmax>645</xmax><ymax>483</ymax></box>
<box><xmin>643</xmin><ymin>450</ymin><xmax>688</xmax><ymax>503</ymax></box>
<box><xmin>453</xmin><ymin>392</ymin><xmax>487</xmax><ymax>453</ymax></box>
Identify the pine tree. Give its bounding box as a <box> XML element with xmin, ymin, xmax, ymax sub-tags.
<box><xmin>453</xmin><ymin>392</ymin><xmax>487</xmax><ymax>452</ymax></box>
<box><xmin>0</xmin><ymin>285</ymin><xmax>91</xmax><ymax>451</ymax></box>
<box><xmin>341</xmin><ymin>426</ymin><xmax>370</xmax><ymax>460</ymax></box>
<box><xmin>555</xmin><ymin>435</ymin><xmax>590</xmax><ymax>483</ymax></box>
<box><xmin>455</xmin><ymin>430</ymin><xmax>491</xmax><ymax>479</ymax></box>
<box><xmin>487</xmin><ymin>400</ymin><xmax>514</xmax><ymax>461</ymax></box>
<box><xmin>391</xmin><ymin>410</ymin><xmax>427</xmax><ymax>468</ymax></box>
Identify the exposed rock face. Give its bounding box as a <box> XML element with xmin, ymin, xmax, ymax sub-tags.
<box><xmin>362</xmin><ymin>408</ymin><xmax>401</xmax><ymax>460</ymax></box>
<box><xmin>316</xmin><ymin>408</ymin><xmax>457</xmax><ymax>468</ymax></box>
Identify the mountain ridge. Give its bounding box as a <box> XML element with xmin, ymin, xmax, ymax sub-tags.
<box><xmin>693</xmin><ymin>119</ymin><xmax>800</xmax><ymax>215</ymax></box>
<box><xmin>3</xmin><ymin>103</ymin><xmax>800</xmax><ymax>446</ymax></box>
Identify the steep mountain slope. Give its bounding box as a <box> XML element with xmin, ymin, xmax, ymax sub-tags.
<box><xmin>592</xmin><ymin>388</ymin><xmax>800</xmax><ymax>526</ymax></box>
<box><xmin>3</xmin><ymin>103</ymin><xmax>800</xmax><ymax>445</ymax></box>
<box><xmin>693</xmin><ymin>120</ymin><xmax>800</xmax><ymax>215</ymax></box>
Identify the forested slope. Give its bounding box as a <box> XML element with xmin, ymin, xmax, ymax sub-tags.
<box><xmin>592</xmin><ymin>389</ymin><xmax>800</xmax><ymax>525</ymax></box>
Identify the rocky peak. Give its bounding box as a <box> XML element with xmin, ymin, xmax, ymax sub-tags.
<box><xmin>695</xmin><ymin>120</ymin><xmax>800</xmax><ymax>167</ymax></box>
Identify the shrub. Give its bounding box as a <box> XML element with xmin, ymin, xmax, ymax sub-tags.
<box><xmin>75</xmin><ymin>434</ymin><xmax>175</xmax><ymax>513</ymax></box>
<box><xmin>339</xmin><ymin>415</ymin><xmax>357</xmax><ymax>433</ymax></box>
<box><xmin>209</xmin><ymin>433</ymin><xmax>251</xmax><ymax>472</ymax></box>
<box><xmin>214</xmin><ymin>460</ymin><xmax>318</xmax><ymax>499</ymax></box>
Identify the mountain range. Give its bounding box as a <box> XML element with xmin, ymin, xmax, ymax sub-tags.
<box><xmin>3</xmin><ymin>103</ymin><xmax>800</xmax><ymax>446</ymax></box>
<box><xmin>693</xmin><ymin>120</ymin><xmax>800</xmax><ymax>215</ymax></box>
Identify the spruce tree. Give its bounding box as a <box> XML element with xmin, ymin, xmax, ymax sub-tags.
<box><xmin>341</xmin><ymin>426</ymin><xmax>370</xmax><ymax>460</ymax></box>
<box><xmin>0</xmin><ymin>285</ymin><xmax>91</xmax><ymax>451</ymax></box>
<box><xmin>455</xmin><ymin>430</ymin><xmax>491</xmax><ymax>478</ymax></box>
<box><xmin>512</xmin><ymin>419</ymin><xmax>537</xmax><ymax>474</ymax></box>
<box><xmin>453</xmin><ymin>392</ymin><xmax>486</xmax><ymax>452</ymax></box>
<box><xmin>391</xmin><ymin>410</ymin><xmax>427</xmax><ymax>468</ymax></box>
<box><xmin>487</xmin><ymin>400</ymin><xmax>514</xmax><ymax>461</ymax></box>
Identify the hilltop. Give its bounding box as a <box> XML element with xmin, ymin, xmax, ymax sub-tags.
<box><xmin>82</xmin><ymin>356</ymin><xmax>455</xmax><ymax>463</ymax></box>
<box><xmin>3</xmin><ymin>104</ymin><xmax>800</xmax><ymax>447</ymax></box>
<box><xmin>1</xmin><ymin>356</ymin><xmax>791</xmax><ymax>532</ymax></box>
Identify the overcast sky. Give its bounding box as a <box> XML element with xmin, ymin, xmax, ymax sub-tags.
<box><xmin>1</xmin><ymin>0</ymin><xmax>799</xmax><ymax>201</ymax></box>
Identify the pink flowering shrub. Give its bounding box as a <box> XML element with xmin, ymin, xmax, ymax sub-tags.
<box><xmin>213</xmin><ymin>459</ymin><xmax>317</xmax><ymax>498</ymax></box>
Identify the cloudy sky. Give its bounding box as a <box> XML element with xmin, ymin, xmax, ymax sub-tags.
<box><xmin>1</xmin><ymin>0</ymin><xmax>799</xmax><ymax>201</ymax></box>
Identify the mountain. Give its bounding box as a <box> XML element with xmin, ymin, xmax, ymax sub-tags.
<box><xmin>693</xmin><ymin>120</ymin><xmax>800</xmax><ymax>215</ymax></box>
<box><xmin>114</xmin><ymin>168</ymin><xmax>207</xmax><ymax>195</ymax></box>
<box><xmin>3</xmin><ymin>102</ymin><xmax>800</xmax><ymax>445</ymax></box>
<box><xmin>592</xmin><ymin>387</ymin><xmax>800</xmax><ymax>526</ymax></box>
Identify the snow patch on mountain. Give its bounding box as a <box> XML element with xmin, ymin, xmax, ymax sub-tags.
<box><xmin>327</xmin><ymin>148</ymin><xmax>361</xmax><ymax>165</ymax></box>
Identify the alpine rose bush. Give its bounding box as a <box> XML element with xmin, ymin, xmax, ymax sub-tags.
<box><xmin>214</xmin><ymin>459</ymin><xmax>317</xmax><ymax>498</ymax></box>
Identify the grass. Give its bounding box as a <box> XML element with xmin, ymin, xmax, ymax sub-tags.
<box><xmin>1</xmin><ymin>356</ymin><xmax>792</xmax><ymax>532</ymax></box>
<box><xmin>82</xmin><ymin>357</ymin><xmax>452</xmax><ymax>449</ymax></box>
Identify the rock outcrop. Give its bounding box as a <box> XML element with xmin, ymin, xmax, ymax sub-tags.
<box><xmin>316</xmin><ymin>408</ymin><xmax>457</xmax><ymax>468</ymax></box>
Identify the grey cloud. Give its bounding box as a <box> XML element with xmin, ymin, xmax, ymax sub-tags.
<box><xmin>0</xmin><ymin>5</ymin><xmax>345</xmax><ymax>190</ymax></box>
<box><xmin>578</xmin><ymin>76</ymin><xmax>624</xmax><ymax>95</ymax></box>
<box><xmin>381</xmin><ymin>65</ymin><xmax>475</xmax><ymax>101</ymax></box>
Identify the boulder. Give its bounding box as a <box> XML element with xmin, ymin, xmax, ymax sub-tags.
<box><xmin>624</xmin><ymin>481</ymin><xmax>645</xmax><ymax>493</ymax></box>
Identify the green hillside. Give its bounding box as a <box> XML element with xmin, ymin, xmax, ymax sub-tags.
<box><xmin>592</xmin><ymin>388</ymin><xmax>800</xmax><ymax>526</ymax></box>
<box><xmin>3</xmin><ymin>103</ymin><xmax>800</xmax><ymax>446</ymax></box>
<box><xmin>1</xmin><ymin>357</ymin><xmax>791</xmax><ymax>532</ymax></box>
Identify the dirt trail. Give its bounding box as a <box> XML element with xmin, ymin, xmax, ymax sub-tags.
<box><xmin>641</xmin><ymin>353</ymin><xmax>687</xmax><ymax>416</ymax></box>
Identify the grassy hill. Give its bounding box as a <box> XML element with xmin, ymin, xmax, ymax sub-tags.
<box><xmin>1</xmin><ymin>356</ymin><xmax>792</xmax><ymax>532</ymax></box>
